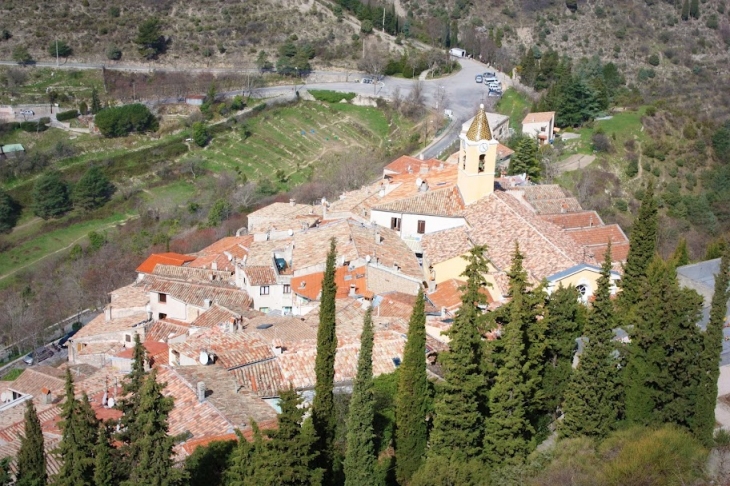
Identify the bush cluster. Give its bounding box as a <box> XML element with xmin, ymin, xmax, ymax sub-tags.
<box><xmin>309</xmin><ymin>90</ymin><xmax>356</xmax><ymax>103</ymax></box>
<box><xmin>94</xmin><ymin>104</ymin><xmax>158</xmax><ymax>137</ymax></box>
<box><xmin>56</xmin><ymin>109</ymin><xmax>79</xmax><ymax>122</ymax></box>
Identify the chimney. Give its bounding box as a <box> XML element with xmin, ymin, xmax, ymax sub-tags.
<box><xmin>212</xmin><ymin>261</ymin><xmax>218</xmax><ymax>270</ymax></box>
<box><xmin>420</xmin><ymin>163</ymin><xmax>429</xmax><ymax>175</ymax></box>
<box><xmin>339</xmin><ymin>255</ymin><xmax>346</xmax><ymax>267</ymax></box>
<box><xmin>441</xmin><ymin>306</ymin><xmax>447</xmax><ymax>318</ymax></box>
<box><xmin>349</xmin><ymin>284</ymin><xmax>357</xmax><ymax>297</ymax></box>
<box><xmin>289</xmin><ymin>198</ymin><xmax>296</xmax><ymax>206</ymax></box>
<box><xmin>204</xmin><ymin>298</ymin><xmax>212</xmax><ymax>308</ymax></box>
<box><xmin>272</xmin><ymin>339</ymin><xmax>284</xmax><ymax>356</ymax></box>
<box><xmin>419</xmin><ymin>153</ymin><xmax>424</xmax><ymax>160</ymax></box>
<box><xmin>41</xmin><ymin>388</ymin><xmax>53</xmax><ymax>405</ymax></box>
<box><xmin>197</xmin><ymin>382</ymin><xmax>206</xmax><ymax>403</ymax></box>
<box><xmin>375</xmin><ymin>232</ymin><xmax>381</xmax><ymax>244</ymax></box>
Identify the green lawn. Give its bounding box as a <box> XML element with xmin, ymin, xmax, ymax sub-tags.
<box><xmin>496</xmin><ymin>88</ymin><xmax>532</xmax><ymax>131</ymax></box>
<box><xmin>560</xmin><ymin>107</ymin><xmax>648</xmax><ymax>156</ymax></box>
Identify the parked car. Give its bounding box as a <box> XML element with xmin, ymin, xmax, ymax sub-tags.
<box><xmin>19</xmin><ymin>109</ymin><xmax>34</xmax><ymax>116</ymax></box>
<box><xmin>23</xmin><ymin>346</ymin><xmax>54</xmax><ymax>366</ymax></box>
<box><xmin>484</xmin><ymin>76</ymin><xmax>499</xmax><ymax>84</ymax></box>
<box><xmin>475</xmin><ymin>75</ymin><xmax>483</xmax><ymax>83</ymax></box>
<box><xmin>361</xmin><ymin>77</ymin><xmax>373</xmax><ymax>84</ymax></box>
<box><xmin>488</xmin><ymin>90</ymin><xmax>502</xmax><ymax>97</ymax></box>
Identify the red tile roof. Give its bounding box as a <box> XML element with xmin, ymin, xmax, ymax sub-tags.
<box><xmin>540</xmin><ymin>211</ymin><xmax>604</xmax><ymax>229</ymax></box>
<box><xmin>593</xmin><ymin>242</ymin><xmax>631</xmax><ymax>264</ymax></box>
<box><xmin>426</xmin><ymin>279</ymin><xmax>493</xmax><ymax>313</ymax></box>
<box><xmin>145</xmin><ymin>319</ymin><xmax>190</xmax><ymax>342</ymax></box>
<box><xmin>522</xmin><ymin>111</ymin><xmax>555</xmax><ymax>124</ymax></box>
<box><xmin>243</xmin><ymin>266</ymin><xmax>278</xmax><ymax>286</ymax></box>
<box><xmin>373</xmin><ymin>186</ymin><xmax>465</xmax><ymax>217</ymax></box>
<box><xmin>291</xmin><ymin>265</ymin><xmax>368</xmax><ymax>301</ymax></box>
<box><xmin>170</xmin><ymin>326</ymin><xmax>274</xmax><ymax>370</ymax></box>
<box><xmin>115</xmin><ymin>341</ymin><xmax>169</xmax><ymax>367</ymax></box>
<box><xmin>383</xmin><ymin>155</ymin><xmax>443</xmax><ymax>176</ymax></box>
<box><xmin>566</xmin><ymin>224</ymin><xmax>628</xmax><ymax>247</ymax></box>
<box><xmin>136</xmin><ymin>253</ymin><xmax>196</xmax><ymax>274</ymax></box>
<box><xmin>139</xmin><ymin>276</ymin><xmax>252</xmax><ymax>314</ymax></box>
<box><xmin>232</xmin><ymin>359</ymin><xmax>286</xmax><ymax>397</ymax></box>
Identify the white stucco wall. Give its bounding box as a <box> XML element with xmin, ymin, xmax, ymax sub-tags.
<box><xmin>370</xmin><ymin>210</ymin><xmax>466</xmax><ymax>239</ymax></box>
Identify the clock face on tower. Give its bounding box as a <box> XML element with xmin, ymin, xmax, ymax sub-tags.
<box><xmin>478</xmin><ymin>142</ymin><xmax>488</xmax><ymax>153</ymax></box>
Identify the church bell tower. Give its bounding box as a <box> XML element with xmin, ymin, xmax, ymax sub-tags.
<box><xmin>457</xmin><ymin>104</ymin><xmax>498</xmax><ymax>205</ymax></box>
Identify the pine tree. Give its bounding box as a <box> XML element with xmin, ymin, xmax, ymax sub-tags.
<box><xmin>394</xmin><ymin>289</ymin><xmax>429</xmax><ymax>484</ymax></box>
<box><xmin>690</xmin><ymin>0</ymin><xmax>700</xmax><ymax>18</ymax></box>
<box><xmin>116</xmin><ymin>333</ymin><xmax>147</xmax><ymax>454</ymax></box>
<box><xmin>16</xmin><ymin>400</ymin><xmax>46</xmax><ymax>486</ymax></box>
<box><xmin>0</xmin><ymin>189</ymin><xmax>21</xmax><ymax>234</ymax></box>
<box><xmin>484</xmin><ymin>245</ymin><xmax>535</xmax><ymax>465</ymax></box>
<box><xmin>429</xmin><ymin>246</ymin><xmax>489</xmax><ymax>461</ymax></box>
<box><xmin>344</xmin><ymin>309</ymin><xmax>377</xmax><ymax>486</ymax></box>
<box><xmin>561</xmin><ymin>244</ymin><xmax>621</xmax><ymax>438</ymax></box>
<box><xmin>618</xmin><ymin>181</ymin><xmax>658</xmax><ymax>311</ymax></box>
<box><xmin>93</xmin><ymin>425</ymin><xmax>114</xmax><ymax>486</ymax></box>
<box><xmin>670</xmin><ymin>237</ymin><xmax>690</xmax><ymax>267</ymax></box>
<box><xmin>508</xmin><ymin>137</ymin><xmax>541</xmax><ymax>181</ymax></box>
<box><xmin>73</xmin><ymin>166</ymin><xmax>114</xmax><ymax>211</ymax></box>
<box><xmin>693</xmin><ymin>249</ymin><xmax>730</xmax><ymax>445</ymax></box>
<box><xmin>227</xmin><ymin>424</ymin><xmax>264</xmax><ymax>485</ymax></box>
<box><xmin>31</xmin><ymin>170</ymin><xmax>71</xmax><ymax>220</ymax></box>
<box><xmin>623</xmin><ymin>256</ymin><xmax>703</xmax><ymax>429</ymax></box>
<box><xmin>256</xmin><ymin>389</ymin><xmax>323</xmax><ymax>485</ymax></box>
<box><xmin>55</xmin><ymin>370</ymin><xmax>98</xmax><ymax>486</ymax></box>
<box><xmin>90</xmin><ymin>87</ymin><xmax>102</xmax><ymax>115</ymax></box>
<box><xmin>312</xmin><ymin>238</ymin><xmax>338</xmax><ymax>484</ymax></box>
<box><xmin>681</xmin><ymin>0</ymin><xmax>690</xmax><ymax>20</ymax></box>
<box><xmin>121</xmin><ymin>370</ymin><xmax>186</xmax><ymax>486</ymax></box>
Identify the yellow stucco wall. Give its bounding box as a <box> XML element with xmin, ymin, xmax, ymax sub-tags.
<box><xmin>551</xmin><ymin>268</ymin><xmax>603</xmax><ymax>294</ymax></box>
<box><xmin>431</xmin><ymin>256</ymin><xmax>503</xmax><ymax>301</ymax></box>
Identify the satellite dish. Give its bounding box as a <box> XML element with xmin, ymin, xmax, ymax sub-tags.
<box><xmin>107</xmin><ymin>397</ymin><xmax>115</xmax><ymax>408</ymax></box>
<box><xmin>0</xmin><ymin>392</ymin><xmax>8</xmax><ymax>403</ymax></box>
<box><xmin>200</xmin><ymin>350</ymin><xmax>209</xmax><ymax>365</ymax></box>
<box><xmin>415</xmin><ymin>177</ymin><xmax>423</xmax><ymax>187</ymax></box>
<box><xmin>288</xmin><ymin>229</ymin><xmax>294</xmax><ymax>236</ymax></box>
<box><xmin>365</xmin><ymin>255</ymin><xmax>371</xmax><ymax>263</ymax></box>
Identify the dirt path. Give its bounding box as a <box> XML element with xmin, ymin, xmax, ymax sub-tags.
<box><xmin>0</xmin><ymin>215</ymin><xmax>139</xmax><ymax>282</ymax></box>
<box><xmin>555</xmin><ymin>154</ymin><xmax>596</xmax><ymax>173</ymax></box>
<box><xmin>9</xmin><ymin>217</ymin><xmax>42</xmax><ymax>234</ymax></box>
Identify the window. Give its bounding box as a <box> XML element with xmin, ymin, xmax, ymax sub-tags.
<box><xmin>283</xmin><ymin>306</ymin><xmax>293</xmax><ymax>315</ymax></box>
<box><xmin>260</xmin><ymin>307</ymin><xmax>269</xmax><ymax>314</ymax></box>
<box><xmin>158</xmin><ymin>293</ymin><xmax>167</xmax><ymax>303</ymax></box>
<box><xmin>417</xmin><ymin>220</ymin><xmax>426</xmax><ymax>234</ymax></box>
<box><xmin>125</xmin><ymin>334</ymin><xmax>131</xmax><ymax>343</ymax></box>
<box><xmin>478</xmin><ymin>154</ymin><xmax>485</xmax><ymax>173</ymax></box>
<box><xmin>158</xmin><ymin>313</ymin><xmax>167</xmax><ymax>319</ymax></box>
<box><xmin>283</xmin><ymin>284</ymin><xmax>291</xmax><ymax>294</ymax></box>
<box><xmin>260</xmin><ymin>286</ymin><xmax>270</xmax><ymax>295</ymax></box>
<box><xmin>390</xmin><ymin>217</ymin><xmax>401</xmax><ymax>231</ymax></box>
<box><xmin>540</xmin><ymin>126</ymin><xmax>546</xmax><ymax>132</ymax></box>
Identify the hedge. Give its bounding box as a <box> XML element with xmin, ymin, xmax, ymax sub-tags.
<box><xmin>56</xmin><ymin>109</ymin><xmax>79</xmax><ymax>121</ymax></box>
<box><xmin>309</xmin><ymin>90</ymin><xmax>356</xmax><ymax>103</ymax></box>
<box><xmin>94</xmin><ymin>103</ymin><xmax>159</xmax><ymax>137</ymax></box>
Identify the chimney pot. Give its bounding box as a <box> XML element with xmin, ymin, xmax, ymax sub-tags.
<box><xmin>197</xmin><ymin>382</ymin><xmax>206</xmax><ymax>402</ymax></box>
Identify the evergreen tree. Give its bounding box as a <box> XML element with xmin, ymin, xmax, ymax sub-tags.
<box><xmin>394</xmin><ymin>290</ymin><xmax>429</xmax><ymax>484</ymax></box>
<box><xmin>484</xmin><ymin>245</ymin><xmax>535</xmax><ymax>465</ymax></box>
<box><xmin>624</xmin><ymin>257</ymin><xmax>703</xmax><ymax>430</ymax></box>
<box><xmin>73</xmin><ymin>166</ymin><xmax>114</xmax><ymax>211</ymax></box>
<box><xmin>122</xmin><ymin>370</ymin><xmax>186</xmax><ymax>486</ymax></box>
<box><xmin>344</xmin><ymin>309</ymin><xmax>377</xmax><ymax>486</ymax></box>
<box><xmin>429</xmin><ymin>246</ymin><xmax>490</xmax><ymax>461</ymax></box>
<box><xmin>55</xmin><ymin>370</ymin><xmax>98</xmax><ymax>486</ymax></box>
<box><xmin>116</xmin><ymin>334</ymin><xmax>147</xmax><ymax>451</ymax></box>
<box><xmin>312</xmin><ymin>238</ymin><xmax>338</xmax><ymax>484</ymax></box>
<box><xmin>690</xmin><ymin>0</ymin><xmax>700</xmax><ymax>18</ymax></box>
<box><xmin>618</xmin><ymin>181</ymin><xmax>658</xmax><ymax>311</ymax></box>
<box><xmin>681</xmin><ymin>0</ymin><xmax>690</xmax><ymax>20</ymax></box>
<box><xmin>671</xmin><ymin>237</ymin><xmax>690</xmax><ymax>267</ymax></box>
<box><xmin>561</xmin><ymin>244</ymin><xmax>621</xmax><ymax>438</ymax></box>
<box><xmin>694</xmin><ymin>249</ymin><xmax>730</xmax><ymax>444</ymax></box>
<box><xmin>556</xmin><ymin>77</ymin><xmax>602</xmax><ymax>127</ymax></box>
<box><xmin>93</xmin><ymin>425</ymin><xmax>114</xmax><ymax>486</ymax></box>
<box><xmin>541</xmin><ymin>286</ymin><xmax>584</xmax><ymax>419</ymax></box>
<box><xmin>90</xmin><ymin>87</ymin><xmax>102</xmax><ymax>115</ymax></box>
<box><xmin>0</xmin><ymin>189</ymin><xmax>21</xmax><ymax>234</ymax></box>
<box><xmin>508</xmin><ymin>137</ymin><xmax>541</xmax><ymax>181</ymax></box>
<box><xmin>135</xmin><ymin>17</ymin><xmax>165</xmax><ymax>59</ymax></box>
<box><xmin>227</xmin><ymin>424</ymin><xmax>264</xmax><ymax>485</ymax></box>
<box><xmin>256</xmin><ymin>389</ymin><xmax>323</xmax><ymax>485</ymax></box>
<box><xmin>31</xmin><ymin>170</ymin><xmax>71</xmax><ymax>220</ymax></box>
<box><xmin>16</xmin><ymin>400</ymin><xmax>46</xmax><ymax>486</ymax></box>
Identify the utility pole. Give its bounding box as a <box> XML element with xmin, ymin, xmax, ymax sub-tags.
<box><xmin>56</xmin><ymin>40</ymin><xmax>59</xmax><ymax>68</ymax></box>
<box><xmin>382</xmin><ymin>7</ymin><xmax>386</xmax><ymax>33</ymax></box>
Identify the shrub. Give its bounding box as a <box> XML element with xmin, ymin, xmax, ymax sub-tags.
<box><xmin>48</xmin><ymin>40</ymin><xmax>72</xmax><ymax>58</ymax></box>
<box><xmin>309</xmin><ymin>90</ymin><xmax>356</xmax><ymax>103</ymax></box>
<box><xmin>706</xmin><ymin>14</ymin><xmax>718</xmax><ymax>29</ymax></box>
<box><xmin>19</xmin><ymin>121</ymin><xmax>47</xmax><ymax>132</ymax></box>
<box><xmin>56</xmin><ymin>109</ymin><xmax>79</xmax><ymax>121</ymax></box>
<box><xmin>106</xmin><ymin>45</ymin><xmax>122</xmax><ymax>61</ymax></box>
<box><xmin>615</xmin><ymin>199</ymin><xmax>628</xmax><ymax>211</ymax></box>
<box><xmin>361</xmin><ymin>19</ymin><xmax>373</xmax><ymax>34</ymax></box>
<box><xmin>94</xmin><ymin>103</ymin><xmax>158</xmax><ymax>137</ymax></box>
<box><xmin>638</xmin><ymin>68</ymin><xmax>656</xmax><ymax>81</ymax></box>
<box><xmin>191</xmin><ymin>122</ymin><xmax>209</xmax><ymax>147</ymax></box>
<box><xmin>647</xmin><ymin>53</ymin><xmax>660</xmax><ymax>66</ymax></box>
<box><xmin>592</xmin><ymin>132</ymin><xmax>614</xmax><ymax>152</ymax></box>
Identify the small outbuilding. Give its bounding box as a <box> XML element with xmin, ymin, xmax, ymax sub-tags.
<box><xmin>449</xmin><ymin>48</ymin><xmax>466</xmax><ymax>58</ymax></box>
<box><xmin>0</xmin><ymin>144</ymin><xmax>25</xmax><ymax>159</ymax></box>
<box><xmin>185</xmin><ymin>95</ymin><xmax>206</xmax><ymax>106</ymax></box>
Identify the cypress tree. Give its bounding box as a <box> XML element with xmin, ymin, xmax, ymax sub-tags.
<box><xmin>690</xmin><ymin>0</ymin><xmax>700</xmax><ymax>18</ymax></box>
<box><xmin>312</xmin><ymin>238</ymin><xmax>338</xmax><ymax>484</ymax></box>
<box><xmin>394</xmin><ymin>289</ymin><xmax>429</xmax><ymax>484</ymax></box>
<box><xmin>542</xmin><ymin>286</ymin><xmax>584</xmax><ymax>420</ymax></box>
<box><xmin>429</xmin><ymin>246</ymin><xmax>490</xmax><ymax>461</ymax></box>
<box><xmin>55</xmin><ymin>370</ymin><xmax>98</xmax><ymax>486</ymax></box>
<box><xmin>93</xmin><ymin>425</ymin><xmax>114</xmax><ymax>486</ymax></box>
<box><xmin>618</xmin><ymin>181</ymin><xmax>658</xmax><ymax>311</ymax></box>
<box><xmin>16</xmin><ymin>400</ymin><xmax>46</xmax><ymax>486</ymax></box>
<box><xmin>508</xmin><ymin>137</ymin><xmax>541</xmax><ymax>181</ymax></box>
<box><xmin>256</xmin><ymin>389</ymin><xmax>323</xmax><ymax>485</ymax></box>
<box><xmin>90</xmin><ymin>87</ymin><xmax>102</xmax><ymax>115</ymax></box>
<box><xmin>31</xmin><ymin>170</ymin><xmax>71</xmax><ymax>220</ymax></box>
<box><xmin>0</xmin><ymin>189</ymin><xmax>21</xmax><ymax>234</ymax></box>
<box><xmin>116</xmin><ymin>333</ymin><xmax>147</xmax><ymax>452</ymax></box>
<box><xmin>670</xmin><ymin>237</ymin><xmax>691</xmax><ymax>267</ymax></box>
<box><xmin>344</xmin><ymin>309</ymin><xmax>377</xmax><ymax>486</ymax></box>
<box><xmin>561</xmin><ymin>244</ymin><xmax>621</xmax><ymax>438</ymax></box>
<box><xmin>693</xmin><ymin>249</ymin><xmax>730</xmax><ymax>445</ymax></box>
<box><xmin>681</xmin><ymin>0</ymin><xmax>690</xmax><ymax>20</ymax></box>
<box><xmin>121</xmin><ymin>370</ymin><xmax>186</xmax><ymax>486</ymax></box>
<box><xmin>226</xmin><ymin>423</ymin><xmax>264</xmax><ymax>485</ymax></box>
<box><xmin>73</xmin><ymin>166</ymin><xmax>114</xmax><ymax>211</ymax></box>
<box><xmin>623</xmin><ymin>256</ymin><xmax>703</xmax><ymax>429</ymax></box>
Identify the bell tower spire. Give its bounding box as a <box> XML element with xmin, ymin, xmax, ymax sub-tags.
<box><xmin>457</xmin><ymin>104</ymin><xmax>498</xmax><ymax>205</ymax></box>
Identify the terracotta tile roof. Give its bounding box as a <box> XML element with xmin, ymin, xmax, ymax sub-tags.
<box><xmin>0</xmin><ymin>433</ymin><xmax>62</xmax><ymax>477</ymax></box>
<box><xmin>136</xmin><ymin>252</ymin><xmax>196</xmax><ymax>274</ymax></box>
<box><xmin>73</xmin><ymin>312</ymin><xmax>149</xmax><ymax>340</ymax></box>
<box><xmin>170</xmin><ymin>326</ymin><xmax>274</xmax><ymax>370</ymax></box>
<box><xmin>508</xmin><ymin>185</ymin><xmax>583</xmax><ymax>215</ymax></box>
<box><xmin>181</xmin><ymin>433</ymin><xmax>238</xmax><ymax>455</ymax></box>
<box><xmin>6</xmin><ymin>367</ymin><xmax>65</xmax><ymax>397</ymax></box>
<box><xmin>245</xmin><ymin>316</ymin><xmax>319</xmax><ymax>344</ymax></box>
<box><xmin>145</xmin><ymin>319</ymin><xmax>190</xmax><ymax>342</ymax></box>
<box><xmin>528</xmin><ymin>197</ymin><xmax>583</xmax><ymax>215</ymax></box>
<box><xmin>189</xmin><ymin>236</ymin><xmax>253</xmax><ymax>271</ymax></box>
<box><xmin>497</xmin><ymin>143</ymin><xmax>514</xmax><ymax>159</ymax></box>
<box><xmin>247</xmin><ymin>202</ymin><xmax>321</xmax><ymax>233</ymax></box>
<box><xmin>110</xmin><ymin>284</ymin><xmax>149</xmax><ymax>308</ymax></box>
<box><xmin>566</xmin><ymin>224</ymin><xmax>628</xmax><ymax>247</ymax></box>
<box><xmin>246</xmin><ymin>239</ymin><xmax>292</xmax><ymax>266</ymax></box>
<box><xmin>373</xmin><ymin>186</ymin><xmax>465</xmax><ymax>217</ymax></box>
<box><xmin>374</xmin><ymin>292</ymin><xmax>439</xmax><ymax>319</ymax></box>
<box><xmin>77</xmin><ymin>342</ymin><xmax>123</xmax><ymax>356</ymax></box>
<box><xmin>383</xmin><ymin>155</ymin><xmax>443</xmax><ymax>176</ymax></box>
<box><xmin>139</xmin><ymin>276</ymin><xmax>252</xmax><ymax>314</ymax></box>
<box><xmin>243</xmin><ymin>265</ymin><xmax>278</xmax><ymax>286</ymax></box>
<box><xmin>172</xmin><ymin>365</ymin><xmax>277</xmax><ymax>429</ymax></box>
<box><xmin>191</xmin><ymin>304</ymin><xmax>246</xmax><ymax>329</ymax></box>
<box><xmin>426</xmin><ymin>279</ymin><xmax>494</xmax><ymax>313</ymax></box>
<box><xmin>291</xmin><ymin>220</ymin><xmax>421</xmax><ymax>279</ymax></box>
<box><xmin>232</xmin><ymin>359</ymin><xmax>286</xmax><ymax>397</ymax></box>
<box><xmin>195</xmin><ymin>236</ymin><xmax>254</xmax><ymax>258</ymax></box>
<box><xmin>373</xmin><ymin>165</ymin><xmax>459</xmax><ymax>208</ymax></box>
<box><xmin>421</xmin><ymin>227</ymin><xmax>473</xmax><ymax>265</ymax></box>
<box><xmin>151</xmin><ymin>264</ymin><xmax>234</xmax><ymax>284</ymax></box>
<box><xmin>593</xmin><ymin>242</ymin><xmax>630</xmax><ymax>264</ymax></box>
<box><xmin>291</xmin><ymin>265</ymin><xmax>368</xmax><ymax>301</ymax></box>
<box><xmin>115</xmin><ymin>341</ymin><xmax>169</xmax><ymax>367</ymax></box>
<box><xmin>540</xmin><ymin>211</ymin><xmax>604</xmax><ymax>229</ymax></box>
<box><xmin>522</xmin><ymin>111</ymin><xmax>555</xmax><ymax>124</ymax></box>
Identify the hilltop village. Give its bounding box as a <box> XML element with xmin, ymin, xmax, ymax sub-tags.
<box><xmin>0</xmin><ymin>104</ymin><xmax>634</xmax><ymax>469</ymax></box>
